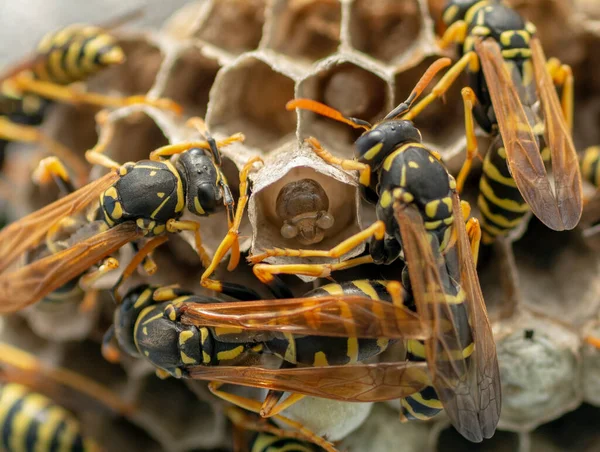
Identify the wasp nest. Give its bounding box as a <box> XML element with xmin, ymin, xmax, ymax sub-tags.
<box><xmin>2</xmin><ymin>0</ymin><xmax>600</xmax><ymax>450</ymax></box>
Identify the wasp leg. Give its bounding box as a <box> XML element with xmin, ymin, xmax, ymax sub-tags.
<box><xmin>307</xmin><ymin>136</ymin><xmax>371</xmax><ymax>186</ymax></box>
<box><xmin>456</xmin><ymin>87</ymin><xmax>481</xmax><ymax>193</ymax></box>
<box><xmin>84</xmin><ymin>112</ymin><xmax>122</xmax><ymax>169</ymax></box>
<box><xmin>585</xmin><ymin>336</ymin><xmax>600</xmax><ymax>349</ymax></box>
<box><xmin>437</xmin><ymin>20</ymin><xmax>468</xmax><ymax>50</ymax></box>
<box><xmin>80</xmin><ymin>257</ymin><xmax>120</xmax><ymax>291</ymax></box>
<box><xmin>9</xmin><ymin>73</ymin><xmax>183</xmax><ymax>115</ymax></box>
<box><xmin>546</xmin><ymin>58</ymin><xmax>574</xmax><ymax>132</ymax></box>
<box><xmin>113</xmin><ymin>236</ymin><xmax>169</xmax><ymax>303</ymax></box>
<box><xmin>0</xmin><ymin>116</ymin><xmax>87</xmax><ymax>185</ymax></box>
<box><xmin>201</xmin><ymin>157</ymin><xmax>264</xmax><ymax>289</ymax></box>
<box><xmin>252</xmin><ymin>255</ymin><xmax>374</xmax><ymax>288</ymax></box>
<box><xmin>208</xmin><ymin>382</ymin><xmax>337</xmax><ymax>452</ymax></box>
<box><xmin>166</xmin><ymin>219</ymin><xmax>211</xmax><ymax>268</ymax></box>
<box><xmin>101</xmin><ymin>324</ymin><xmax>122</xmax><ymax>363</ymax></box>
<box><xmin>260</xmin><ymin>391</ymin><xmax>306</xmax><ymax>418</ymax></box>
<box><xmin>32</xmin><ymin>156</ymin><xmax>77</xmax><ymax>195</ymax></box>
<box><xmin>402</xmin><ymin>51</ymin><xmax>479</xmax><ymax>122</ymax></box>
<box><xmin>149</xmin><ymin>134</ymin><xmax>245</xmax><ymax>161</ymax></box>
<box><xmin>466</xmin><ymin>217</ymin><xmax>482</xmax><ymax>268</ymax></box>
<box><xmin>248</xmin><ymin>221</ymin><xmax>385</xmax><ymax>264</ymax></box>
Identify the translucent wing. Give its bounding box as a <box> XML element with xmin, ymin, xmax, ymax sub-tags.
<box><xmin>0</xmin><ymin>171</ymin><xmax>119</xmax><ymax>273</ymax></box>
<box><xmin>394</xmin><ymin>202</ymin><xmax>486</xmax><ymax>443</ymax></box>
<box><xmin>530</xmin><ymin>37</ymin><xmax>582</xmax><ymax>229</ymax></box>
<box><xmin>0</xmin><ymin>222</ymin><xmax>141</xmax><ymax>312</ymax></box>
<box><xmin>451</xmin><ymin>191</ymin><xmax>501</xmax><ymax>440</ymax></box>
<box><xmin>475</xmin><ymin>38</ymin><xmax>564</xmax><ymax>230</ymax></box>
<box><xmin>189</xmin><ymin>362</ymin><xmax>430</xmax><ymax>402</ymax></box>
<box><xmin>180</xmin><ymin>296</ymin><xmax>430</xmax><ymax>340</ymax></box>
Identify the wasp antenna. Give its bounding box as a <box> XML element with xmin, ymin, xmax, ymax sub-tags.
<box><xmin>286</xmin><ymin>98</ymin><xmax>371</xmax><ymax>130</ymax></box>
<box><xmin>386</xmin><ymin>57</ymin><xmax>452</xmax><ymax>120</ymax></box>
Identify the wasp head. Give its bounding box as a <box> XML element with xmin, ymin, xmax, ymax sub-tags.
<box><xmin>355</xmin><ymin>120</ymin><xmax>422</xmax><ymax>169</ymax></box>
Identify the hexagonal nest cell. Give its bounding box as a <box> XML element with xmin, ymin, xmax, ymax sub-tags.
<box><xmin>207</xmin><ymin>56</ymin><xmax>297</xmax><ymax>151</ymax></box>
<box><xmin>348</xmin><ymin>0</ymin><xmax>423</xmax><ymax>64</ymax></box>
<box><xmin>195</xmin><ymin>0</ymin><xmax>267</xmax><ymax>54</ymax></box>
<box><xmin>267</xmin><ymin>0</ymin><xmax>342</xmax><ymax>62</ymax></box>
<box><xmin>253</xmin><ymin>164</ymin><xmax>360</xmax><ymax>253</ymax></box>
<box><xmin>160</xmin><ymin>47</ymin><xmax>221</xmax><ymax>117</ymax></box>
<box><xmin>296</xmin><ymin>59</ymin><xmax>391</xmax><ymax>155</ymax></box>
<box><xmin>4</xmin><ymin>0</ymin><xmax>600</xmax><ymax>450</ymax></box>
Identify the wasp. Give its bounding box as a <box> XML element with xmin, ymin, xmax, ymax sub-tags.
<box><xmin>105</xmin><ymin>277</ymin><xmax>428</xmax><ymax>451</ymax></box>
<box><xmin>0</xmin><ymin>117</ymin><xmax>260</xmax><ymax>312</ymax></box>
<box><xmin>236</xmin><ymin>58</ymin><xmax>500</xmax><ymax>441</ymax></box>
<box><xmin>0</xmin><ymin>342</ymin><xmax>132</xmax><ymax>452</ymax></box>
<box><xmin>398</xmin><ymin>0</ymin><xmax>582</xmax><ymax>243</ymax></box>
<box><xmin>0</xmin><ymin>10</ymin><xmax>181</xmax><ymax>184</ymax></box>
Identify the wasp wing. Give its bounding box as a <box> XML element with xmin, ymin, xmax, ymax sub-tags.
<box><xmin>475</xmin><ymin>38</ymin><xmax>564</xmax><ymax>231</ymax></box>
<box><xmin>0</xmin><ymin>222</ymin><xmax>141</xmax><ymax>312</ymax></box>
<box><xmin>189</xmin><ymin>362</ymin><xmax>429</xmax><ymax>402</ymax></box>
<box><xmin>530</xmin><ymin>37</ymin><xmax>582</xmax><ymax>229</ymax></box>
<box><xmin>394</xmin><ymin>202</ymin><xmax>488</xmax><ymax>442</ymax></box>
<box><xmin>451</xmin><ymin>191</ymin><xmax>501</xmax><ymax>440</ymax></box>
<box><xmin>0</xmin><ymin>171</ymin><xmax>119</xmax><ymax>273</ymax></box>
<box><xmin>180</xmin><ymin>296</ymin><xmax>429</xmax><ymax>340</ymax></box>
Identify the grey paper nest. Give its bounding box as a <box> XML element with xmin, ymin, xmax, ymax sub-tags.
<box><xmin>2</xmin><ymin>0</ymin><xmax>600</xmax><ymax>451</ymax></box>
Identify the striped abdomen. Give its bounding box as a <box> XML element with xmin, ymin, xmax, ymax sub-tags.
<box><xmin>263</xmin><ymin>280</ymin><xmax>399</xmax><ymax>367</ymax></box>
<box><xmin>33</xmin><ymin>25</ymin><xmax>124</xmax><ymax>85</ymax></box>
<box><xmin>581</xmin><ymin>146</ymin><xmax>600</xmax><ymax>188</ymax></box>
<box><xmin>477</xmin><ymin>137</ymin><xmax>531</xmax><ymax>244</ymax></box>
<box><xmin>400</xmin><ymin>284</ymin><xmax>474</xmax><ymax>422</ymax></box>
<box><xmin>0</xmin><ymin>383</ymin><xmax>96</xmax><ymax>452</ymax></box>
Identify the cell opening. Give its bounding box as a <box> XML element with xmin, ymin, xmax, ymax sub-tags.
<box><xmin>349</xmin><ymin>0</ymin><xmax>423</xmax><ymax>64</ymax></box>
<box><xmin>268</xmin><ymin>0</ymin><xmax>341</xmax><ymax>62</ymax></box>
<box><xmin>195</xmin><ymin>0</ymin><xmax>267</xmax><ymax>54</ymax></box>
<box><xmin>161</xmin><ymin>48</ymin><xmax>221</xmax><ymax>117</ymax></box>
<box><xmin>208</xmin><ymin>58</ymin><xmax>296</xmax><ymax>151</ymax></box>
<box><xmin>437</xmin><ymin>426</ymin><xmax>520</xmax><ymax>451</ymax></box>
<box><xmin>254</xmin><ymin>166</ymin><xmax>360</xmax><ymax>252</ymax></box>
<box><xmin>101</xmin><ymin>112</ymin><xmax>170</xmax><ymax>164</ymax></box>
<box><xmin>296</xmin><ymin>62</ymin><xmax>390</xmax><ymax>156</ymax></box>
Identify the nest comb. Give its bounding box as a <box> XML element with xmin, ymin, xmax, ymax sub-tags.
<box><xmin>3</xmin><ymin>0</ymin><xmax>600</xmax><ymax>450</ymax></box>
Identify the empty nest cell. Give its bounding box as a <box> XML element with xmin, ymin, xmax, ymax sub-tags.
<box><xmin>267</xmin><ymin>0</ymin><xmax>341</xmax><ymax>61</ymax></box>
<box><xmin>160</xmin><ymin>48</ymin><xmax>221</xmax><ymax>117</ymax></box>
<box><xmin>436</xmin><ymin>426</ymin><xmax>521</xmax><ymax>452</ymax></box>
<box><xmin>99</xmin><ymin>111</ymin><xmax>169</xmax><ymax>164</ymax></box>
<box><xmin>195</xmin><ymin>0</ymin><xmax>267</xmax><ymax>54</ymax></box>
<box><xmin>348</xmin><ymin>0</ymin><xmax>423</xmax><ymax>64</ymax></box>
<box><xmin>207</xmin><ymin>56</ymin><xmax>297</xmax><ymax>151</ymax></box>
<box><xmin>296</xmin><ymin>60</ymin><xmax>390</xmax><ymax>155</ymax></box>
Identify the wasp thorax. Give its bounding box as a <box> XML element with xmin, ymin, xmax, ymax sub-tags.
<box><xmin>276</xmin><ymin>179</ymin><xmax>335</xmax><ymax>245</ymax></box>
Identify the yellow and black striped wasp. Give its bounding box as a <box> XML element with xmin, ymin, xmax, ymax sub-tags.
<box><xmin>0</xmin><ymin>342</ymin><xmax>133</xmax><ymax>452</ymax></box>
<box><xmin>217</xmin><ymin>57</ymin><xmax>500</xmax><ymax>441</ymax></box>
<box><xmin>104</xmin><ymin>277</ymin><xmax>429</xmax><ymax>452</ymax></box>
<box><xmin>399</xmin><ymin>0</ymin><xmax>582</xmax><ymax>243</ymax></box>
<box><xmin>0</xmin><ymin>116</ymin><xmax>259</xmax><ymax>313</ymax></box>
<box><xmin>0</xmin><ymin>9</ymin><xmax>181</xmax><ymax>184</ymax></box>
